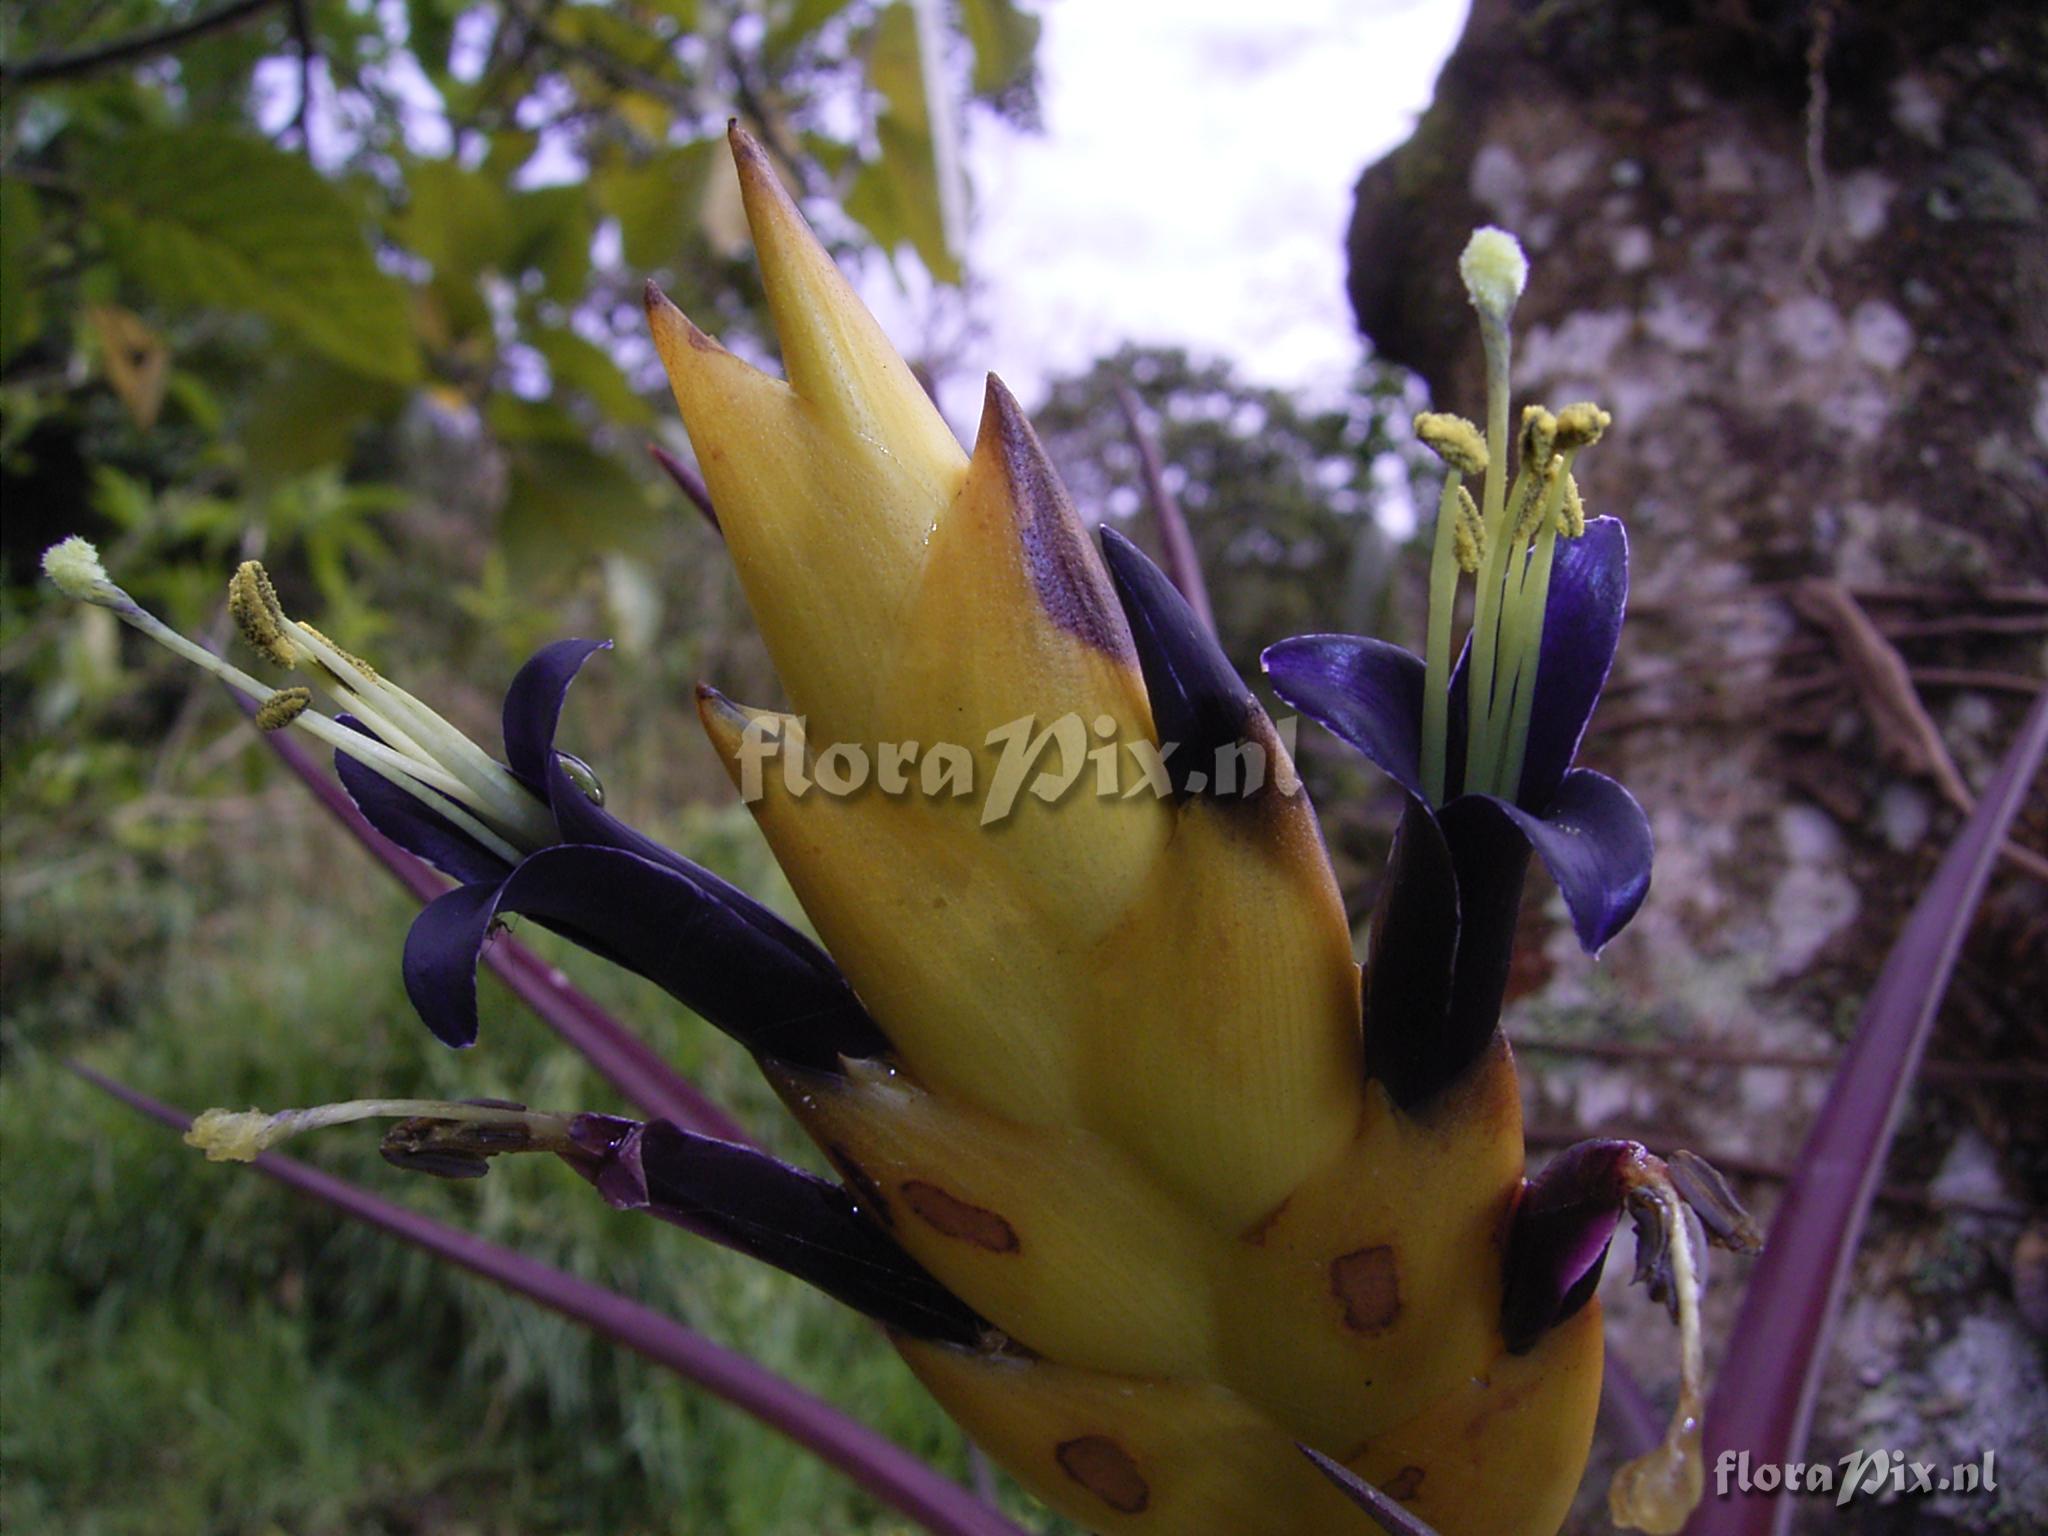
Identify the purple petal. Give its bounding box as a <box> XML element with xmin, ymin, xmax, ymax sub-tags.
<box><xmin>402</xmin><ymin>844</ymin><xmax>887</xmax><ymax>1069</ymax></box>
<box><xmin>1261</xmin><ymin>634</ymin><xmax>1429</xmax><ymax>802</ymax></box>
<box><xmin>500</xmin><ymin>637</ymin><xmax>612</xmax><ymax>792</ymax></box>
<box><xmin>1516</xmin><ymin>516</ymin><xmax>1627</xmax><ymax>809</ymax></box>
<box><xmin>333</xmin><ymin>736</ymin><xmax>512</xmax><ymax>888</ymax></box>
<box><xmin>1101</xmin><ymin>526</ymin><xmax>1256</xmax><ymax>797</ymax></box>
<box><xmin>1434</xmin><ymin>797</ymin><xmax>1533</xmax><ymax>1075</ymax></box>
<box><xmin>1362</xmin><ymin>798</ymin><xmax>1465</xmax><ymax>1108</ymax></box>
<box><xmin>581</xmin><ymin>1118</ymin><xmax>986</xmax><ymax>1344</ymax></box>
<box><xmin>1470</xmin><ymin>768</ymin><xmax>1652</xmax><ymax>954</ymax></box>
<box><xmin>1500</xmin><ymin>1138</ymin><xmax>1650</xmax><ymax>1352</ymax></box>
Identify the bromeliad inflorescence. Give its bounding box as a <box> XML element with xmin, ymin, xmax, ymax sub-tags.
<box><xmin>46</xmin><ymin>134</ymin><xmax>1755</xmax><ymax>1536</ymax></box>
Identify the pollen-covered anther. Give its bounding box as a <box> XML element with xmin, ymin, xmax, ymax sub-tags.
<box><xmin>255</xmin><ymin>686</ymin><xmax>313</xmax><ymax>731</ymax></box>
<box><xmin>1556</xmin><ymin>474</ymin><xmax>1588</xmax><ymax>539</ymax></box>
<box><xmin>1414</xmin><ymin>412</ymin><xmax>1489</xmax><ymax>477</ymax></box>
<box><xmin>1518</xmin><ymin>404</ymin><xmax>1558</xmax><ymax>476</ymax></box>
<box><xmin>1453</xmin><ymin>485</ymin><xmax>1486</xmax><ymax>572</ymax></box>
<box><xmin>296</xmin><ymin>622</ymin><xmax>378</xmax><ymax>682</ymax></box>
<box><xmin>227</xmin><ymin>560</ymin><xmax>299</xmax><ymax>668</ymax></box>
<box><xmin>1512</xmin><ymin>458</ymin><xmax>1563</xmax><ymax>543</ymax></box>
<box><xmin>1553</xmin><ymin>401</ymin><xmax>1612</xmax><ymax>453</ymax></box>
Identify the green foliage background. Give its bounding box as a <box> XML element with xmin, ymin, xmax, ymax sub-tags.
<box><xmin>2</xmin><ymin>4</ymin><xmax>1421</xmax><ymax>1531</ymax></box>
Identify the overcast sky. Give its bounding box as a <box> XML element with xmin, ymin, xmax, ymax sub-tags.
<box><xmin>859</xmin><ymin>0</ymin><xmax>1469</xmax><ymax>416</ymax></box>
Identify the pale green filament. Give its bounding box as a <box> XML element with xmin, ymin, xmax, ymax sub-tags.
<box><xmin>185</xmin><ymin>1098</ymin><xmax>575</xmax><ymax>1161</ymax></box>
<box><xmin>1490</xmin><ymin>453</ymin><xmax>1581</xmax><ymax>801</ymax></box>
<box><xmin>42</xmin><ymin>541</ymin><xmax>544</xmax><ymax>865</ymax></box>
<box><xmin>1420</xmin><ymin>470</ymin><xmax>1467</xmax><ymax>805</ymax></box>
<box><xmin>1419</xmin><ymin>232</ymin><xmax>1606</xmax><ymax>808</ymax></box>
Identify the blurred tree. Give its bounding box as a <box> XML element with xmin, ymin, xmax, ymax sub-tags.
<box><xmin>1029</xmin><ymin>343</ymin><xmax>1422</xmax><ymax>687</ymax></box>
<box><xmin>0</xmin><ymin>0</ymin><xmax>1042</xmax><ymax>626</ymax></box>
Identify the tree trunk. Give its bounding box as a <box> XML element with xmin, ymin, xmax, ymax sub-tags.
<box><xmin>1346</xmin><ymin>3</ymin><xmax>2047</xmax><ymax>1530</ymax></box>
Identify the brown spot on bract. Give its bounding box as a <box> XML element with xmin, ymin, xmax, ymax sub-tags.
<box><xmin>902</xmin><ymin>1180</ymin><xmax>1018</xmax><ymax>1252</ymax></box>
<box><xmin>1331</xmin><ymin>1244</ymin><xmax>1401</xmax><ymax>1334</ymax></box>
<box><xmin>1384</xmin><ymin>1465</ymin><xmax>1426</xmax><ymax>1502</ymax></box>
<box><xmin>1056</xmin><ymin>1435</ymin><xmax>1149</xmax><ymax>1513</ymax></box>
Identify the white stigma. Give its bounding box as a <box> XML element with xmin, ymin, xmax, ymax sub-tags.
<box><xmin>42</xmin><ymin>537</ymin><xmax>117</xmax><ymax>604</ymax></box>
<box><xmin>1459</xmin><ymin>227</ymin><xmax>1529</xmax><ymax>324</ymax></box>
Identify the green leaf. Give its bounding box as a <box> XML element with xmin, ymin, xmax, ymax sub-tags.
<box><xmin>84</xmin><ymin>127</ymin><xmax>420</xmax><ymax>384</ymax></box>
<box><xmin>959</xmin><ymin>0</ymin><xmax>1040</xmax><ymax>97</ymax></box>
<box><xmin>508</xmin><ymin>185</ymin><xmax>593</xmax><ymax>301</ymax></box>
<box><xmin>533</xmin><ymin>326</ymin><xmax>651</xmax><ymax>425</ymax></box>
<box><xmin>243</xmin><ymin>354</ymin><xmax>404</xmax><ymax>485</ymax></box>
<box><xmin>1</xmin><ymin>179</ymin><xmax>43</xmax><ymax>366</ymax></box>
<box><xmin>396</xmin><ymin>158</ymin><xmax>514</xmax><ymax>337</ymax></box>
<box><xmin>499</xmin><ymin>439</ymin><xmax>658</xmax><ymax>583</ymax></box>
<box><xmin>766</xmin><ymin>0</ymin><xmax>855</xmax><ymax>57</ymax></box>
<box><xmin>851</xmin><ymin>4</ymin><xmax>962</xmax><ymax>285</ymax></box>
<box><xmin>593</xmin><ymin>141</ymin><xmax>718</xmax><ymax>271</ymax></box>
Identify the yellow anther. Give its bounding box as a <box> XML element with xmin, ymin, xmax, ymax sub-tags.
<box><xmin>255</xmin><ymin>687</ymin><xmax>313</xmax><ymax>731</ymax></box>
<box><xmin>1453</xmin><ymin>485</ymin><xmax>1486</xmax><ymax>573</ymax></box>
<box><xmin>1414</xmin><ymin>412</ymin><xmax>1489</xmax><ymax>477</ymax></box>
<box><xmin>228</xmin><ymin>561</ymin><xmax>299</xmax><ymax>669</ymax></box>
<box><xmin>1557</xmin><ymin>474</ymin><xmax>1588</xmax><ymax>538</ymax></box>
<box><xmin>297</xmin><ymin>623</ymin><xmax>379</xmax><ymax>683</ymax></box>
<box><xmin>1518</xmin><ymin>405</ymin><xmax>1557</xmax><ymax>475</ymax></box>
<box><xmin>1554</xmin><ymin>402</ymin><xmax>1611</xmax><ymax>452</ymax></box>
<box><xmin>1512</xmin><ymin>459</ymin><xmax>1563</xmax><ymax>543</ymax></box>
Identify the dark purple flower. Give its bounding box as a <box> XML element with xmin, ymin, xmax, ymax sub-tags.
<box><xmin>1262</xmin><ymin>516</ymin><xmax>1651</xmax><ymax>1107</ymax></box>
<box><xmin>336</xmin><ymin>638</ymin><xmax>889</xmax><ymax>1075</ymax></box>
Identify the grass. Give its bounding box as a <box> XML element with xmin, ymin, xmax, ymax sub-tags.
<box><xmin>0</xmin><ymin>703</ymin><xmax>1076</xmax><ymax>1535</ymax></box>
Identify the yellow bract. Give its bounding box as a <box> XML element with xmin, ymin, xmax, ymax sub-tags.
<box><xmin>654</xmin><ymin>124</ymin><xmax>1600</xmax><ymax>1536</ymax></box>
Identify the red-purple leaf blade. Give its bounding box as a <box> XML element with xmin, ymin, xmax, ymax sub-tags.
<box><xmin>257</xmin><ymin>720</ymin><xmax>751</xmax><ymax>1145</ymax></box>
<box><xmin>1298</xmin><ymin>1445</ymin><xmax>1444</xmax><ymax>1535</ymax></box>
<box><xmin>1692</xmin><ymin>692</ymin><xmax>2048</xmax><ymax>1536</ymax></box>
<box><xmin>70</xmin><ymin>1062</ymin><xmax>1030</xmax><ymax>1536</ymax></box>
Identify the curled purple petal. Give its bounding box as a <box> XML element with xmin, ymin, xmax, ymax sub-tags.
<box><xmin>403</xmin><ymin>844</ymin><xmax>887</xmax><ymax>1070</ymax></box>
<box><xmin>584</xmin><ymin>1118</ymin><xmax>987</xmax><ymax>1345</ymax></box>
<box><xmin>1517</xmin><ymin>516</ymin><xmax>1627</xmax><ymax>809</ymax></box>
<box><xmin>1262</xmin><ymin>634</ymin><xmax>1430</xmax><ymax>802</ymax></box>
<box><xmin>334</xmin><ymin>737</ymin><xmax>512</xmax><ymax>888</ymax></box>
<box><xmin>500</xmin><ymin>637</ymin><xmax>612</xmax><ymax>792</ymax></box>
<box><xmin>403</xmin><ymin>880</ymin><xmax>502</xmax><ymax>1047</ymax></box>
<box><xmin>1501</xmin><ymin>1138</ymin><xmax>1650</xmax><ymax>1352</ymax></box>
<box><xmin>1470</xmin><ymin>768</ymin><xmax>1652</xmax><ymax>954</ymax></box>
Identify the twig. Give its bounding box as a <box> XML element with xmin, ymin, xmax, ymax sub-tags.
<box><xmin>1512</xmin><ymin>1034</ymin><xmax>2048</xmax><ymax>1087</ymax></box>
<box><xmin>1523</xmin><ymin>1127</ymin><xmax>2027</xmax><ymax>1221</ymax></box>
<box><xmin>1793</xmin><ymin>578</ymin><xmax>2048</xmax><ymax>883</ymax></box>
<box><xmin>284</xmin><ymin>0</ymin><xmax>318</xmax><ymax>151</ymax></box>
<box><xmin>1112</xmin><ymin>380</ymin><xmax>1215</xmax><ymax>636</ymax></box>
<box><xmin>2</xmin><ymin>0</ymin><xmax>284</xmax><ymax>85</ymax></box>
<box><xmin>648</xmin><ymin>442</ymin><xmax>719</xmax><ymax>532</ymax></box>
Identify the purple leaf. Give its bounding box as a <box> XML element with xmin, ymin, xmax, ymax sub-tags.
<box><xmin>69</xmin><ymin>1064</ymin><xmax>1029</xmax><ymax>1536</ymax></box>
<box><xmin>1692</xmin><ymin>692</ymin><xmax>2048</xmax><ymax>1536</ymax></box>
<box><xmin>1298</xmin><ymin>1446</ymin><xmax>1445</xmax><ymax>1535</ymax></box>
